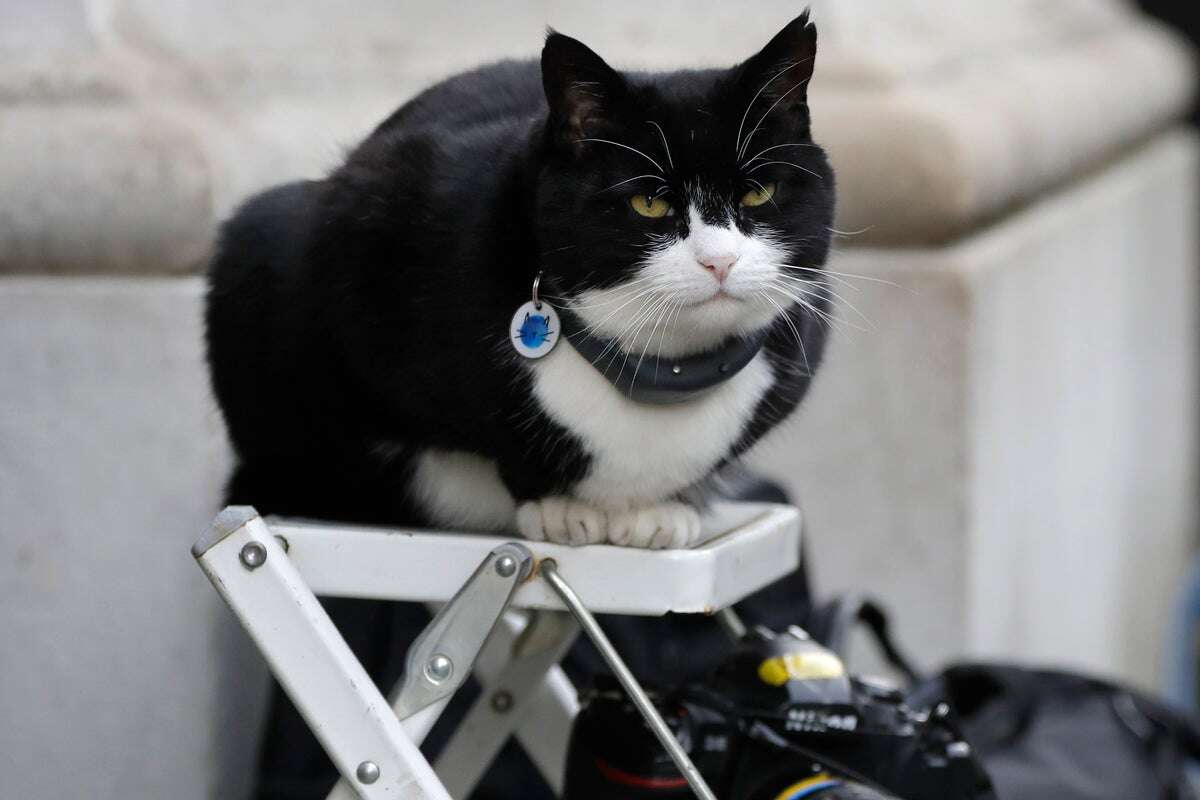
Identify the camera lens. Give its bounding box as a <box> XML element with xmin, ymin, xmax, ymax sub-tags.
<box><xmin>749</xmin><ymin>774</ymin><xmax>901</xmax><ymax>800</ymax></box>
<box><xmin>810</xmin><ymin>784</ymin><xmax>901</xmax><ymax>800</ymax></box>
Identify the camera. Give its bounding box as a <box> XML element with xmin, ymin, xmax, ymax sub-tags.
<box><xmin>563</xmin><ymin>626</ymin><xmax>995</xmax><ymax>800</ymax></box>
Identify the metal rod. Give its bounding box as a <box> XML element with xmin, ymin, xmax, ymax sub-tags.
<box><xmin>540</xmin><ymin>559</ymin><xmax>719</xmax><ymax>800</ymax></box>
<box><xmin>715</xmin><ymin>607</ymin><xmax>747</xmax><ymax>643</ymax></box>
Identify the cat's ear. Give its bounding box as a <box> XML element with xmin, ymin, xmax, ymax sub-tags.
<box><xmin>542</xmin><ymin>31</ymin><xmax>625</xmax><ymax>151</ymax></box>
<box><xmin>733</xmin><ymin>11</ymin><xmax>818</xmax><ymax>125</ymax></box>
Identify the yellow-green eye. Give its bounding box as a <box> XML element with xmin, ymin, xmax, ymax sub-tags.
<box><xmin>740</xmin><ymin>182</ymin><xmax>777</xmax><ymax>208</ymax></box>
<box><xmin>630</xmin><ymin>194</ymin><xmax>673</xmax><ymax>219</ymax></box>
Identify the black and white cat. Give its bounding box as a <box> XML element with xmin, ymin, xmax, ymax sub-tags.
<box><xmin>206</xmin><ymin>12</ymin><xmax>835</xmax><ymax>549</ymax></box>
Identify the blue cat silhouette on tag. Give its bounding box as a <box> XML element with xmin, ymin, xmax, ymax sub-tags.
<box><xmin>510</xmin><ymin>301</ymin><xmax>559</xmax><ymax>359</ymax></box>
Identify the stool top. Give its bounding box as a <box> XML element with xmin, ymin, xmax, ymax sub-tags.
<box><xmin>263</xmin><ymin>502</ymin><xmax>801</xmax><ymax>616</ymax></box>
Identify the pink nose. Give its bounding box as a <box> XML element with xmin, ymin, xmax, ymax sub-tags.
<box><xmin>701</xmin><ymin>254</ymin><xmax>737</xmax><ymax>283</ymax></box>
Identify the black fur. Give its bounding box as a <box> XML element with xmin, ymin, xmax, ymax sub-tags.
<box><xmin>206</xmin><ymin>14</ymin><xmax>835</xmax><ymax>526</ymax></box>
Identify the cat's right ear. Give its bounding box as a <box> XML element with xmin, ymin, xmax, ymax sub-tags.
<box><xmin>541</xmin><ymin>31</ymin><xmax>624</xmax><ymax>152</ymax></box>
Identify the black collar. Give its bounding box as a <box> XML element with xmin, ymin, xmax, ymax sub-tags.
<box><xmin>556</xmin><ymin>306</ymin><xmax>769</xmax><ymax>405</ymax></box>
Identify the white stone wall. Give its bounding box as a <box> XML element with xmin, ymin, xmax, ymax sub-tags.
<box><xmin>0</xmin><ymin>279</ymin><xmax>264</xmax><ymax>799</ymax></box>
<box><xmin>1</xmin><ymin>0</ymin><xmax>1193</xmax><ymax>272</ymax></box>
<box><xmin>750</xmin><ymin>131</ymin><xmax>1199</xmax><ymax>687</ymax></box>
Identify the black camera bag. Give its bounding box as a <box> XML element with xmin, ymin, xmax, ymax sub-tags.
<box><xmin>817</xmin><ymin>593</ymin><xmax>1200</xmax><ymax>800</ymax></box>
<box><xmin>912</xmin><ymin>663</ymin><xmax>1200</xmax><ymax>800</ymax></box>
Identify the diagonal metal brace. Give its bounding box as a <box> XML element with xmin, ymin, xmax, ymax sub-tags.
<box><xmin>391</xmin><ymin>542</ymin><xmax>533</xmax><ymax>720</ymax></box>
<box><xmin>542</xmin><ymin>559</ymin><xmax>719</xmax><ymax>800</ymax></box>
<box><xmin>325</xmin><ymin>542</ymin><xmax>534</xmax><ymax>800</ymax></box>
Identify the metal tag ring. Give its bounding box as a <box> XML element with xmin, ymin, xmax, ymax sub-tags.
<box><xmin>532</xmin><ymin>271</ymin><xmax>543</xmax><ymax>310</ymax></box>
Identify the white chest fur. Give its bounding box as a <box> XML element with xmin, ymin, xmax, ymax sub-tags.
<box><xmin>529</xmin><ymin>341</ymin><xmax>775</xmax><ymax>507</ymax></box>
<box><xmin>410</xmin><ymin>345</ymin><xmax>775</xmax><ymax>532</ymax></box>
<box><xmin>411</xmin><ymin>449</ymin><xmax>516</xmax><ymax>532</ymax></box>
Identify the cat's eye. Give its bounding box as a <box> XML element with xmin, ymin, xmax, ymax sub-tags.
<box><xmin>630</xmin><ymin>194</ymin><xmax>674</xmax><ymax>219</ymax></box>
<box><xmin>740</xmin><ymin>182</ymin><xmax>777</xmax><ymax>208</ymax></box>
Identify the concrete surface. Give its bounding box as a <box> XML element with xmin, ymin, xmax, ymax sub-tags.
<box><xmin>0</xmin><ymin>279</ymin><xmax>266</xmax><ymax>799</ymax></box>
<box><xmin>1</xmin><ymin>0</ymin><xmax>1194</xmax><ymax>274</ymax></box>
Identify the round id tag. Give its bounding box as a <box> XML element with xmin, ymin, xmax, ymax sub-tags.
<box><xmin>510</xmin><ymin>301</ymin><xmax>560</xmax><ymax>359</ymax></box>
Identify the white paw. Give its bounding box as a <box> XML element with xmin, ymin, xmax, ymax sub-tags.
<box><xmin>607</xmin><ymin>502</ymin><xmax>701</xmax><ymax>550</ymax></box>
<box><xmin>516</xmin><ymin>496</ymin><xmax>607</xmax><ymax>546</ymax></box>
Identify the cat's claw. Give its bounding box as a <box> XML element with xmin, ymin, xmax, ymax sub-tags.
<box><xmin>607</xmin><ymin>502</ymin><xmax>701</xmax><ymax>550</ymax></box>
<box><xmin>516</xmin><ymin>497</ymin><xmax>607</xmax><ymax>546</ymax></box>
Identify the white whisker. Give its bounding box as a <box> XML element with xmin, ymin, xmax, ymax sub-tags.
<box><xmin>596</xmin><ymin>174</ymin><xmax>667</xmax><ymax>195</ymax></box>
<box><xmin>654</xmin><ymin>300</ymin><xmax>684</xmax><ymax>379</ymax></box>
<box><xmin>575</xmin><ymin>137</ymin><xmax>664</xmax><ymax>174</ymax></box>
<box><xmin>646</xmin><ymin>120</ymin><xmax>674</xmax><ymax>170</ymax></box>
<box><xmin>785</xmin><ymin>265</ymin><xmax>910</xmax><ymax>291</ymax></box>
<box><xmin>767</xmin><ymin>282</ymin><xmax>863</xmax><ymax>332</ymax></box>
<box><xmin>629</xmin><ymin>294</ymin><xmax>677</xmax><ymax>384</ymax></box>
<box><xmin>602</xmin><ymin>291</ymin><xmax>669</xmax><ymax>370</ymax></box>
<box><xmin>777</xmin><ymin>268</ymin><xmax>858</xmax><ymax>293</ymax></box>
<box><xmin>543</xmin><ymin>275</ymin><xmax>658</xmax><ymax>313</ymax></box>
<box><xmin>775</xmin><ymin>275</ymin><xmax>874</xmax><ymax>330</ymax></box>
<box><xmin>827</xmin><ymin>225</ymin><xmax>874</xmax><ymax>237</ymax></box>
<box><xmin>745</xmin><ymin>177</ymin><xmax>780</xmax><ymax>213</ymax></box>
<box><xmin>738</xmin><ymin>74</ymin><xmax>811</xmax><ymax>162</ymax></box>
<box><xmin>759</xmin><ymin>291</ymin><xmax>811</xmax><ymax>375</ymax></box>
<box><xmin>747</xmin><ymin>159</ymin><xmax>822</xmax><ymax>181</ymax></box>
<box><xmin>735</xmin><ymin>60</ymin><xmax>801</xmax><ymax>157</ymax></box>
<box><xmin>765</xmin><ymin>280</ymin><xmax>838</xmax><ymax>325</ymax></box>
<box><xmin>570</xmin><ymin>283</ymin><xmax>663</xmax><ymax>340</ymax></box>
<box><xmin>744</xmin><ymin>141</ymin><xmax>820</xmax><ymax>164</ymax></box>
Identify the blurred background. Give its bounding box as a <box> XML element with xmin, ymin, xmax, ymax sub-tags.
<box><xmin>1</xmin><ymin>1</ymin><xmax>1196</xmax><ymax>797</ymax></box>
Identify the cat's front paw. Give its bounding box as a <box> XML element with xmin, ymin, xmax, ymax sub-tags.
<box><xmin>516</xmin><ymin>496</ymin><xmax>607</xmax><ymax>546</ymax></box>
<box><xmin>607</xmin><ymin>502</ymin><xmax>701</xmax><ymax>550</ymax></box>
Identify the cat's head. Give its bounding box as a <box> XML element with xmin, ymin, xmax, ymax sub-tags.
<box><xmin>534</xmin><ymin>12</ymin><xmax>835</xmax><ymax>358</ymax></box>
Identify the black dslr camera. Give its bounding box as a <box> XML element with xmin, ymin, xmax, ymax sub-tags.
<box><xmin>563</xmin><ymin>626</ymin><xmax>995</xmax><ymax>800</ymax></box>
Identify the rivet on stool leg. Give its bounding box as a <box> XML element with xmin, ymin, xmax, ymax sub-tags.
<box><xmin>356</xmin><ymin>760</ymin><xmax>380</xmax><ymax>784</ymax></box>
<box><xmin>239</xmin><ymin>541</ymin><xmax>267</xmax><ymax>570</ymax></box>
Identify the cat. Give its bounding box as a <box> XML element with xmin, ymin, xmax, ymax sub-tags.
<box><xmin>205</xmin><ymin>12</ymin><xmax>835</xmax><ymax>550</ymax></box>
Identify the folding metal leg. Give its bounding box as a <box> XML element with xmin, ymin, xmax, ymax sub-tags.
<box><xmin>512</xmin><ymin>652</ymin><xmax>582</xmax><ymax>791</ymax></box>
<box><xmin>194</xmin><ymin>505</ymin><xmax>792</xmax><ymax>800</ymax></box>
<box><xmin>435</xmin><ymin>610</ymin><xmax>580</xmax><ymax>797</ymax></box>
<box><xmin>193</xmin><ymin>508</ymin><xmax>451</xmax><ymax>800</ymax></box>
<box><xmin>326</xmin><ymin>542</ymin><xmax>534</xmax><ymax>800</ymax></box>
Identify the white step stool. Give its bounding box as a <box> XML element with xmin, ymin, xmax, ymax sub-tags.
<box><xmin>192</xmin><ymin>502</ymin><xmax>802</xmax><ymax>800</ymax></box>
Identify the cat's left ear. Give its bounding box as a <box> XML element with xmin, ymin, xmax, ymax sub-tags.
<box><xmin>733</xmin><ymin>11</ymin><xmax>818</xmax><ymax>128</ymax></box>
<box><xmin>542</xmin><ymin>31</ymin><xmax>625</xmax><ymax>152</ymax></box>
